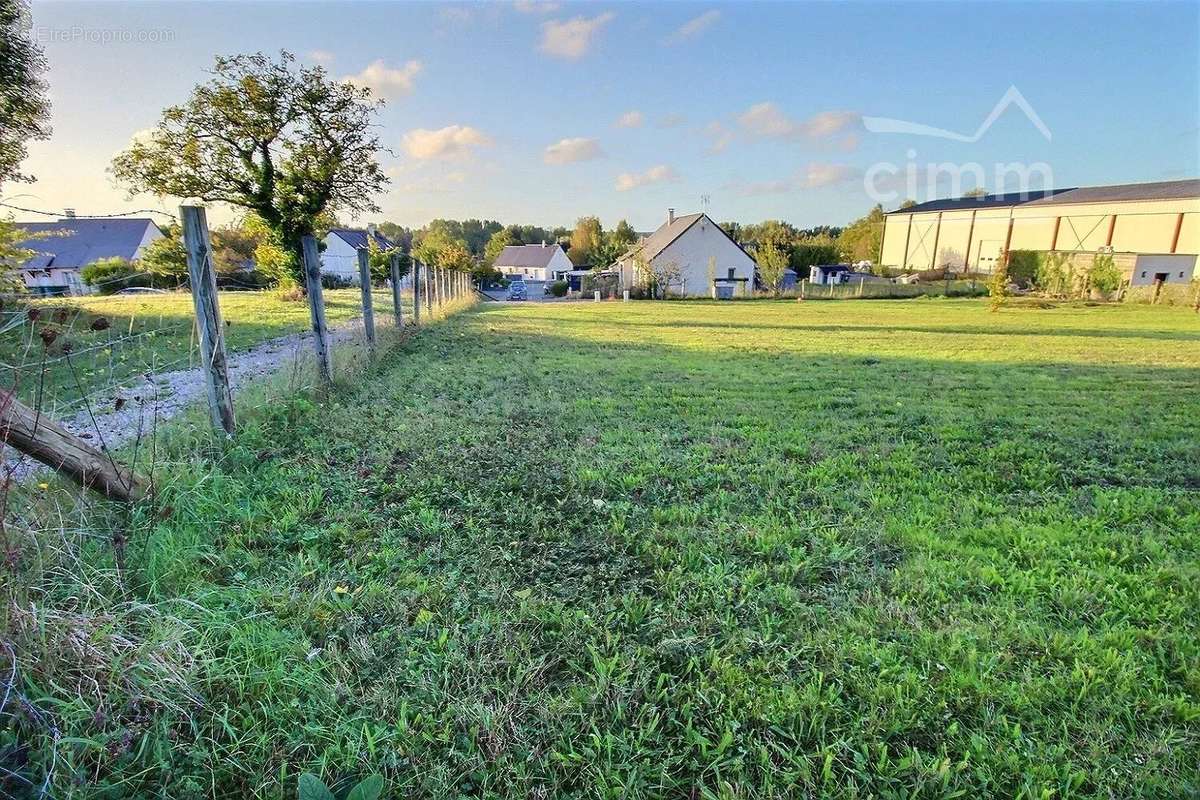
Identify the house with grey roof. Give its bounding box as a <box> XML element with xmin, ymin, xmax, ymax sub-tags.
<box><xmin>613</xmin><ymin>210</ymin><xmax>757</xmax><ymax>298</ymax></box>
<box><xmin>10</xmin><ymin>217</ymin><xmax>164</xmax><ymax>296</ymax></box>
<box><xmin>494</xmin><ymin>242</ymin><xmax>572</xmax><ymax>282</ymax></box>
<box><xmin>320</xmin><ymin>226</ymin><xmax>397</xmax><ymax>286</ymax></box>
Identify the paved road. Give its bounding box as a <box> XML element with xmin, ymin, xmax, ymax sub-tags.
<box><xmin>480</xmin><ymin>280</ymin><xmax>573</xmax><ymax>303</ymax></box>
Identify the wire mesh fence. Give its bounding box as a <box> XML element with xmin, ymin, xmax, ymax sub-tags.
<box><xmin>1</xmin><ymin>208</ymin><xmax>478</xmax><ymax>796</ymax></box>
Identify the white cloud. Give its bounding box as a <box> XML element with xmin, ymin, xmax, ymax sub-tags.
<box><xmin>401</xmin><ymin>125</ymin><xmax>492</xmax><ymax>160</ymax></box>
<box><xmin>704</xmin><ymin>121</ymin><xmax>734</xmax><ymax>154</ymax></box>
<box><xmin>343</xmin><ymin>59</ymin><xmax>423</xmax><ymax>99</ymax></box>
<box><xmin>738</xmin><ymin>103</ymin><xmax>861</xmax><ymax>141</ymax></box>
<box><xmin>514</xmin><ymin>0</ymin><xmax>560</xmax><ymax>13</ymax></box>
<box><xmin>801</xmin><ymin>162</ymin><xmax>859</xmax><ymax>187</ymax></box>
<box><xmin>543</xmin><ymin>137</ymin><xmax>604</xmax><ymax>165</ymax></box>
<box><xmin>539</xmin><ymin>12</ymin><xmax>615</xmax><ymax>60</ymax></box>
<box><xmin>615</xmin><ymin>110</ymin><xmax>644</xmax><ymax>129</ymax></box>
<box><xmin>614</xmin><ymin>164</ymin><xmax>680</xmax><ymax>191</ymax></box>
<box><xmin>657</xmin><ymin>113</ymin><xmax>687</xmax><ymax>129</ymax></box>
<box><xmin>308</xmin><ymin>49</ymin><xmax>335</xmax><ymax>66</ymax></box>
<box><xmin>666</xmin><ymin>9</ymin><xmax>720</xmax><ymax>43</ymax></box>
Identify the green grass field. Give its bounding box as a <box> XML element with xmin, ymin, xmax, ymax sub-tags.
<box><xmin>8</xmin><ymin>298</ymin><xmax>1200</xmax><ymax>798</ymax></box>
<box><xmin>0</xmin><ymin>289</ymin><xmax>393</xmax><ymax>411</ymax></box>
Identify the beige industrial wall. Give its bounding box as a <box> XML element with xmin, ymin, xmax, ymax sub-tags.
<box><xmin>881</xmin><ymin>197</ymin><xmax>1200</xmax><ymax>272</ymax></box>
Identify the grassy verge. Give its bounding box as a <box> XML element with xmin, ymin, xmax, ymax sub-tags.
<box><xmin>0</xmin><ymin>288</ymin><xmax>398</xmax><ymax>411</ymax></box>
<box><xmin>5</xmin><ymin>298</ymin><xmax>1199</xmax><ymax>798</ymax></box>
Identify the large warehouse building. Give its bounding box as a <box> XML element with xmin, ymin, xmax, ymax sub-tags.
<box><xmin>879</xmin><ymin>179</ymin><xmax>1199</xmax><ymax>285</ymax></box>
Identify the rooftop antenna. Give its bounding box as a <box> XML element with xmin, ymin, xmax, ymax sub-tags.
<box><xmin>700</xmin><ymin>194</ymin><xmax>711</xmax><ymax>214</ymax></box>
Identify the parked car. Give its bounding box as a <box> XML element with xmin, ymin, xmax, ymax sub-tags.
<box><xmin>507</xmin><ymin>279</ymin><xmax>527</xmax><ymax>301</ymax></box>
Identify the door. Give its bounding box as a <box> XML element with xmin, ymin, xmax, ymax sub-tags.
<box><xmin>976</xmin><ymin>241</ymin><xmax>1002</xmax><ymax>273</ymax></box>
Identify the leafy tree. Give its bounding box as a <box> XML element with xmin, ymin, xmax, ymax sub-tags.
<box><xmin>376</xmin><ymin>221</ymin><xmax>413</xmax><ymax>251</ymax></box>
<box><xmin>412</xmin><ymin>226</ymin><xmax>463</xmax><ymax>267</ymax></box>
<box><xmin>609</xmin><ymin>219</ymin><xmax>637</xmax><ymax>249</ymax></box>
<box><xmin>792</xmin><ymin>241</ymin><xmax>839</xmax><ymax>274</ymax></box>
<box><xmin>437</xmin><ymin>241</ymin><xmax>475</xmax><ymax>273</ymax></box>
<box><xmin>756</xmin><ymin>243</ymin><xmax>789</xmax><ymax>296</ymax></box>
<box><xmin>0</xmin><ymin>1</ymin><xmax>51</xmax><ymax>185</ymax></box>
<box><xmin>366</xmin><ymin>236</ymin><xmax>404</xmax><ymax>285</ymax></box>
<box><xmin>0</xmin><ymin>216</ymin><xmax>40</xmax><ymax>292</ymax></box>
<box><xmin>111</xmin><ymin>50</ymin><xmax>388</xmax><ymax>284</ymax></box>
<box><xmin>837</xmin><ymin>204</ymin><xmax>885</xmax><ymax>265</ymax></box>
<box><xmin>484</xmin><ymin>229</ymin><xmax>514</xmax><ymax>266</ymax></box>
<box><xmin>568</xmin><ymin>216</ymin><xmax>603</xmax><ymax>266</ymax></box>
<box><xmin>138</xmin><ymin>226</ymin><xmax>190</xmax><ymax>285</ymax></box>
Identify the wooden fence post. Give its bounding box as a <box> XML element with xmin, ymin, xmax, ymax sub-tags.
<box><xmin>390</xmin><ymin>253</ymin><xmax>404</xmax><ymax>328</ymax></box>
<box><xmin>357</xmin><ymin>247</ymin><xmax>376</xmax><ymax>350</ymax></box>
<box><xmin>301</xmin><ymin>235</ymin><xmax>334</xmax><ymax>385</ymax></box>
<box><xmin>412</xmin><ymin>260</ymin><xmax>422</xmax><ymax>325</ymax></box>
<box><xmin>423</xmin><ymin>261</ymin><xmax>433</xmax><ymax>315</ymax></box>
<box><xmin>180</xmin><ymin>204</ymin><xmax>235</xmax><ymax>436</ymax></box>
<box><xmin>0</xmin><ymin>391</ymin><xmax>150</xmax><ymax>501</ymax></box>
<box><xmin>429</xmin><ymin>265</ymin><xmax>436</xmax><ymax>312</ymax></box>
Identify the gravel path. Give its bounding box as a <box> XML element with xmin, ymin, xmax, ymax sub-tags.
<box><xmin>8</xmin><ymin>322</ymin><xmax>363</xmax><ymax>483</ymax></box>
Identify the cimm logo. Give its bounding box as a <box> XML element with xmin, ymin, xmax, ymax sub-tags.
<box><xmin>862</xmin><ymin>86</ymin><xmax>1054</xmax><ymax>203</ymax></box>
<box><xmin>863</xmin><ymin>86</ymin><xmax>1052</xmax><ymax>143</ymax></box>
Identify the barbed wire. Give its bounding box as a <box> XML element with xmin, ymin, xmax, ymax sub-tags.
<box><xmin>0</xmin><ymin>201</ymin><xmax>178</xmax><ymax>221</ymax></box>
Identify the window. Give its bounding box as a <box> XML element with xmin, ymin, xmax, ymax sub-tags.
<box><xmin>726</xmin><ymin>268</ymin><xmax>735</xmax><ymax>279</ymax></box>
<box><xmin>1141</xmin><ymin>271</ymin><xmax>1147</xmax><ymax>278</ymax></box>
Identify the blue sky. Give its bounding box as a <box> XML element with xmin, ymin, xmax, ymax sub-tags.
<box><xmin>14</xmin><ymin>0</ymin><xmax>1200</xmax><ymax>231</ymax></box>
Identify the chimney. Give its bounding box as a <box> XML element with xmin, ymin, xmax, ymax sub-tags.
<box><xmin>667</xmin><ymin>208</ymin><xmax>675</xmax><ymax>225</ymax></box>
<box><xmin>366</xmin><ymin>222</ymin><xmax>378</xmax><ymax>238</ymax></box>
<box><xmin>63</xmin><ymin>208</ymin><xmax>76</xmax><ymax>219</ymax></box>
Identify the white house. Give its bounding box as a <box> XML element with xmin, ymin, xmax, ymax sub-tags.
<box><xmin>494</xmin><ymin>243</ymin><xmax>572</xmax><ymax>282</ymax></box>
<box><xmin>613</xmin><ymin>210</ymin><xmax>757</xmax><ymax>298</ymax></box>
<box><xmin>11</xmin><ymin>217</ymin><xmax>163</xmax><ymax>296</ymax></box>
<box><xmin>321</xmin><ymin>227</ymin><xmax>396</xmax><ymax>285</ymax></box>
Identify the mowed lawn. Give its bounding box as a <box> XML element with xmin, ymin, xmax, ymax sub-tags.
<box><xmin>30</xmin><ymin>299</ymin><xmax>1200</xmax><ymax>798</ymax></box>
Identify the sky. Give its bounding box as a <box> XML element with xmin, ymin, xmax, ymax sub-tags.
<box><xmin>11</xmin><ymin>0</ymin><xmax>1200</xmax><ymax>232</ymax></box>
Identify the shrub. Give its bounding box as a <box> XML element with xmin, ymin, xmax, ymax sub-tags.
<box><xmin>549</xmin><ymin>280</ymin><xmax>568</xmax><ymax>297</ymax></box>
<box><xmin>1006</xmin><ymin>250</ymin><xmax>1039</xmax><ymax>288</ymax></box>
<box><xmin>988</xmin><ymin>259</ymin><xmax>1010</xmax><ymax>311</ymax></box>
<box><xmin>1088</xmin><ymin>253</ymin><xmax>1122</xmax><ymax>295</ymax></box>
<box><xmin>320</xmin><ymin>273</ymin><xmax>356</xmax><ymax>290</ymax></box>
<box><xmin>80</xmin><ymin>257</ymin><xmax>151</xmax><ymax>294</ymax></box>
<box><xmin>1034</xmin><ymin>252</ymin><xmax>1074</xmax><ymax>296</ymax></box>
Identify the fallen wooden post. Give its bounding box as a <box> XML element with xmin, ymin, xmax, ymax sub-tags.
<box><xmin>0</xmin><ymin>391</ymin><xmax>150</xmax><ymax>502</ymax></box>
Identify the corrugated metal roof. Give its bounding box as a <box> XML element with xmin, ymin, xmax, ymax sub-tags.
<box><xmin>886</xmin><ymin>179</ymin><xmax>1200</xmax><ymax>215</ymax></box>
<box><xmin>13</xmin><ymin>218</ymin><xmax>160</xmax><ymax>269</ymax></box>
<box><xmin>1025</xmin><ymin>179</ymin><xmax>1200</xmax><ymax>206</ymax></box>
<box><xmin>329</xmin><ymin>228</ymin><xmax>395</xmax><ymax>251</ymax></box>
<box><xmin>495</xmin><ymin>243</ymin><xmax>562</xmax><ymax>268</ymax></box>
